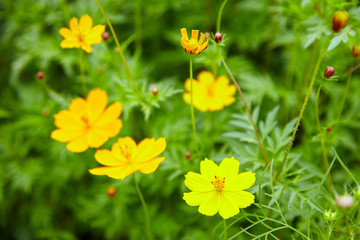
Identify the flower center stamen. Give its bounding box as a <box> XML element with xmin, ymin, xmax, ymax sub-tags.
<box><xmin>211</xmin><ymin>176</ymin><xmax>225</xmax><ymax>191</ymax></box>
<box><xmin>119</xmin><ymin>145</ymin><xmax>132</xmax><ymax>160</ymax></box>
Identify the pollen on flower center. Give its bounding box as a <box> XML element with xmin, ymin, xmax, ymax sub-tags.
<box><xmin>119</xmin><ymin>145</ymin><xmax>132</xmax><ymax>160</ymax></box>
<box><xmin>211</xmin><ymin>176</ymin><xmax>225</xmax><ymax>191</ymax></box>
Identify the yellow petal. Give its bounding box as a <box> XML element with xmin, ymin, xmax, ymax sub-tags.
<box><xmin>81</xmin><ymin>43</ymin><xmax>92</xmax><ymax>53</ymax></box>
<box><xmin>66</xmin><ymin>134</ymin><xmax>88</xmax><ymax>152</ymax></box>
<box><xmin>69</xmin><ymin>97</ymin><xmax>86</xmax><ymax>117</ymax></box>
<box><xmin>86</xmin><ymin>88</ymin><xmax>108</xmax><ymax>124</ymax></box>
<box><xmin>218</xmin><ymin>191</ymin><xmax>240</xmax><ymax>219</ymax></box>
<box><xmin>198</xmin><ymin>191</ymin><xmax>220</xmax><ymax>216</ymax></box>
<box><xmin>93</xmin><ymin>119</ymin><xmax>122</xmax><ymax>138</ymax></box>
<box><xmin>226</xmin><ymin>171</ymin><xmax>256</xmax><ymax>191</ymax></box>
<box><xmin>198</xmin><ymin>33</ymin><xmax>205</xmax><ymax>45</ymax></box>
<box><xmin>87</xmin><ymin>128</ymin><xmax>109</xmax><ymax>148</ymax></box>
<box><xmin>184</xmin><ymin>171</ymin><xmax>213</xmax><ymax>192</ymax></box>
<box><xmin>180</xmin><ymin>28</ymin><xmax>188</xmax><ymax>40</ymax></box>
<box><xmin>183</xmin><ymin>191</ymin><xmax>213</xmax><ymax>206</ymax></box>
<box><xmin>223</xmin><ymin>190</ymin><xmax>255</xmax><ymax>208</ymax></box>
<box><xmin>85</xmin><ymin>24</ymin><xmax>105</xmax><ymax>44</ymax></box>
<box><xmin>79</xmin><ymin>14</ymin><xmax>93</xmax><ymax>35</ymax></box>
<box><xmin>69</xmin><ymin>17</ymin><xmax>79</xmax><ymax>32</ymax></box>
<box><xmin>93</xmin><ymin>102</ymin><xmax>122</xmax><ymax>126</ymax></box>
<box><xmin>89</xmin><ymin>164</ymin><xmax>137</xmax><ymax>180</ymax></box>
<box><xmin>60</xmin><ymin>39</ymin><xmax>80</xmax><ymax>49</ymax></box>
<box><xmin>183</xmin><ymin>93</ymin><xmax>191</xmax><ymax>105</ymax></box>
<box><xmin>54</xmin><ymin>110</ymin><xmax>85</xmax><ymax>129</ymax></box>
<box><xmin>95</xmin><ymin>149</ymin><xmax>122</xmax><ymax>166</ymax></box>
<box><xmin>191</xmin><ymin>30</ymin><xmax>199</xmax><ymax>41</ymax></box>
<box><xmin>51</xmin><ymin>128</ymin><xmax>86</xmax><ymax>142</ymax></box>
<box><xmin>201</xmin><ymin>40</ymin><xmax>208</xmax><ymax>51</ymax></box>
<box><xmin>218</xmin><ymin>157</ymin><xmax>240</xmax><ymax>178</ymax></box>
<box><xmin>134</xmin><ymin>138</ymin><xmax>166</xmax><ymax>163</ymax></box>
<box><xmin>112</xmin><ymin>137</ymin><xmax>138</xmax><ymax>161</ymax></box>
<box><xmin>197</xmin><ymin>71</ymin><xmax>215</xmax><ymax>85</ymax></box>
<box><xmin>136</xmin><ymin>157</ymin><xmax>165</xmax><ymax>174</ymax></box>
<box><xmin>59</xmin><ymin>28</ymin><xmax>77</xmax><ymax>40</ymax></box>
<box><xmin>200</xmin><ymin>158</ymin><xmax>219</xmax><ymax>181</ymax></box>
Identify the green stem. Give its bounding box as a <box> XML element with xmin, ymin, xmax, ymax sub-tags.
<box><xmin>337</xmin><ymin>65</ymin><xmax>352</xmax><ymax>122</ymax></box>
<box><xmin>134</xmin><ymin>175</ymin><xmax>153</xmax><ymax>240</ymax></box>
<box><xmin>315</xmin><ymin>82</ymin><xmax>333</xmax><ymax>195</ymax></box>
<box><xmin>276</xmin><ymin>43</ymin><xmax>327</xmax><ymax>180</ymax></box>
<box><xmin>134</xmin><ymin>0</ymin><xmax>142</xmax><ymax>57</ymax></box>
<box><xmin>216</xmin><ymin>0</ymin><xmax>228</xmax><ymax>33</ymax></box>
<box><xmin>95</xmin><ymin>0</ymin><xmax>141</xmax><ymax>97</ymax></box>
<box><xmin>219</xmin><ymin>54</ymin><xmax>269</xmax><ymax>165</ymax></box>
<box><xmin>189</xmin><ymin>55</ymin><xmax>199</xmax><ymax>154</ymax></box>
<box><xmin>223</xmin><ymin>219</ymin><xmax>227</xmax><ymax>240</ymax></box>
<box><xmin>79</xmin><ymin>49</ymin><xmax>87</xmax><ymax>95</ymax></box>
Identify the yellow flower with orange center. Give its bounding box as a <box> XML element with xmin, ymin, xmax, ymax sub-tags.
<box><xmin>180</xmin><ymin>28</ymin><xmax>208</xmax><ymax>55</ymax></box>
<box><xmin>59</xmin><ymin>14</ymin><xmax>105</xmax><ymax>53</ymax></box>
<box><xmin>89</xmin><ymin>137</ymin><xmax>166</xmax><ymax>180</ymax></box>
<box><xmin>51</xmin><ymin>88</ymin><xmax>122</xmax><ymax>153</ymax></box>
<box><xmin>183</xmin><ymin>157</ymin><xmax>256</xmax><ymax>219</ymax></box>
<box><xmin>183</xmin><ymin>71</ymin><xmax>236</xmax><ymax>112</ymax></box>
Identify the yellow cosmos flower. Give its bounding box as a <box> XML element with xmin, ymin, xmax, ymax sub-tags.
<box><xmin>51</xmin><ymin>89</ymin><xmax>122</xmax><ymax>153</ymax></box>
<box><xmin>59</xmin><ymin>14</ymin><xmax>105</xmax><ymax>53</ymax></box>
<box><xmin>183</xmin><ymin>71</ymin><xmax>236</xmax><ymax>112</ymax></box>
<box><xmin>180</xmin><ymin>28</ymin><xmax>208</xmax><ymax>55</ymax></box>
<box><xmin>183</xmin><ymin>157</ymin><xmax>255</xmax><ymax>219</ymax></box>
<box><xmin>89</xmin><ymin>137</ymin><xmax>166</xmax><ymax>180</ymax></box>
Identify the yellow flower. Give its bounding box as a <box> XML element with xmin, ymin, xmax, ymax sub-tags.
<box><xmin>89</xmin><ymin>137</ymin><xmax>166</xmax><ymax>180</ymax></box>
<box><xmin>51</xmin><ymin>89</ymin><xmax>122</xmax><ymax>153</ymax></box>
<box><xmin>180</xmin><ymin>28</ymin><xmax>208</xmax><ymax>55</ymax></box>
<box><xmin>183</xmin><ymin>157</ymin><xmax>255</xmax><ymax>219</ymax></box>
<box><xmin>59</xmin><ymin>14</ymin><xmax>105</xmax><ymax>53</ymax></box>
<box><xmin>183</xmin><ymin>71</ymin><xmax>236</xmax><ymax>112</ymax></box>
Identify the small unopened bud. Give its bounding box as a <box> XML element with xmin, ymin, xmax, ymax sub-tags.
<box><xmin>327</xmin><ymin>126</ymin><xmax>333</xmax><ymax>132</ymax></box>
<box><xmin>214</xmin><ymin>32</ymin><xmax>223</xmax><ymax>43</ymax></box>
<box><xmin>37</xmin><ymin>71</ymin><xmax>44</xmax><ymax>80</ymax></box>
<box><xmin>42</xmin><ymin>108</ymin><xmax>49</xmax><ymax>117</ymax></box>
<box><xmin>324</xmin><ymin>66</ymin><xmax>335</xmax><ymax>78</ymax></box>
<box><xmin>336</xmin><ymin>194</ymin><xmax>353</xmax><ymax>208</ymax></box>
<box><xmin>149</xmin><ymin>84</ymin><xmax>158</xmax><ymax>96</ymax></box>
<box><xmin>323</xmin><ymin>210</ymin><xmax>337</xmax><ymax>221</ymax></box>
<box><xmin>352</xmin><ymin>44</ymin><xmax>360</xmax><ymax>58</ymax></box>
<box><xmin>332</xmin><ymin>11</ymin><xmax>349</xmax><ymax>32</ymax></box>
<box><xmin>102</xmin><ymin>32</ymin><xmax>110</xmax><ymax>41</ymax></box>
<box><xmin>107</xmin><ymin>186</ymin><xmax>116</xmax><ymax>197</ymax></box>
<box><xmin>204</xmin><ymin>32</ymin><xmax>211</xmax><ymax>39</ymax></box>
<box><xmin>185</xmin><ymin>151</ymin><xmax>191</xmax><ymax>159</ymax></box>
<box><xmin>98</xmin><ymin>67</ymin><xmax>104</xmax><ymax>74</ymax></box>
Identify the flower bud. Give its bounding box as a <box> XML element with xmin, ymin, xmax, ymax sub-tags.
<box><xmin>149</xmin><ymin>84</ymin><xmax>158</xmax><ymax>96</ymax></box>
<box><xmin>98</xmin><ymin>67</ymin><xmax>104</xmax><ymax>74</ymax></box>
<box><xmin>332</xmin><ymin>11</ymin><xmax>349</xmax><ymax>32</ymax></box>
<box><xmin>352</xmin><ymin>44</ymin><xmax>360</xmax><ymax>58</ymax></box>
<box><xmin>214</xmin><ymin>32</ymin><xmax>223</xmax><ymax>43</ymax></box>
<box><xmin>102</xmin><ymin>32</ymin><xmax>110</xmax><ymax>41</ymax></box>
<box><xmin>185</xmin><ymin>151</ymin><xmax>191</xmax><ymax>159</ymax></box>
<box><xmin>42</xmin><ymin>108</ymin><xmax>49</xmax><ymax>117</ymax></box>
<box><xmin>327</xmin><ymin>126</ymin><xmax>333</xmax><ymax>132</ymax></box>
<box><xmin>204</xmin><ymin>32</ymin><xmax>211</xmax><ymax>39</ymax></box>
<box><xmin>107</xmin><ymin>186</ymin><xmax>116</xmax><ymax>197</ymax></box>
<box><xmin>336</xmin><ymin>194</ymin><xmax>353</xmax><ymax>208</ymax></box>
<box><xmin>323</xmin><ymin>210</ymin><xmax>337</xmax><ymax>221</ymax></box>
<box><xmin>37</xmin><ymin>71</ymin><xmax>44</xmax><ymax>80</ymax></box>
<box><xmin>324</xmin><ymin>66</ymin><xmax>335</xmax><ymax>78</ymax></box>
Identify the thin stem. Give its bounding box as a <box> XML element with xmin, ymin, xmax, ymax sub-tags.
<box><xmin>95</xmin><ymin>0</ymin><xmax>140</xmax><ymax>97</ymax></box>
<box><xmin>216</xmin><ymin>0</ymin><xmax>228</xmax><ymax>33</ymax></box>
<box><xmin>134</xmin><ymin>0</ymin><xmax>142</xmax><ymax>57</ymax></box>
<box><xmin>134</xmin><ymin>174</ymin><xmax>153</xmax><ymax>240</ymax></box>
<box><xmin>337</xmin><ymin>66</ymin><xmax>352</xmax><ymax>122</ymax></box>
<box><xmin>189</xmin><ymin>55</ymin><xmax>199</xmax><ymax>154</ymax></box>
<box><xmin>276</xmin><ymin>43</ymin><xmax>327</xmax><ymax>180</ymax></box>
<box><xmin>79</xmin><ymin>49</ymin><xmax>87</xmax><ymax>95</ymax></box>
<box><xmin>219</xmin><ymin>54</ymin><xmax>269</xmax><ymax>165</ymax></box>
<box><xmin>223</xmin><ymin>219</ymin><xmax>228</xmax><ymax>240</ymax></box>
<box><xmin>315</xmin><ymin>82</ymin><xmax>333</xmax><ymax>195</ymax></box>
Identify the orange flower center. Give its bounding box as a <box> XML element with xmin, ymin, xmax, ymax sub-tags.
<box><xmin>207</xmin><ymin>87</ymin><xmax>214</xmax><ymax>97</ymax></box>
<box><xmin>77</xmin><ymin>33</ymin><xmax>85</xmax><ymax>43</ymax></box>
<box><xmin>119</xmin><ymin>145</ymin><xmax>132</xmax><ymax>160</ymax></box>
<box><xmin>211</xmin><ymin>176</ymin><xmax>225</xmax><ymax>192</ymax></box>
<box><xmin>183</xmin><ymin>39</ymin><xmax>200</xmax><ymax>54</ymax></box>
<box><xmin>81</xmin><ymin>115</ymin><xmax>90</xmax><ymax>127</ymax></box>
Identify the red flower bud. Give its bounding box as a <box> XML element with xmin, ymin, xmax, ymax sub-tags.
<box><xmin>352</xmin><ymin>44</ymin><xmax>360</xmax><ymax>58</ymax></box>
<box><xmin>102</xmin><ymin>32</ymin><xmax>110</xmax><ymax>41</ymax></box>
<box><xmin>324</xmin><ymin>66</ymin><xmax>335</xmax><ymax>78</ymax></box>
<box><xmin>327</xmin><ymin>126</ymin><xmax>333</xmax><ymax>132</ymax></box>
<box><xmin>149</xmin><ymin>84</ymin><xmax>158</xmax><ymax>96</ymax></box>
<box><xmin>37</xmin><ymin>71</ymin><xmax>44</xmax><ymax>80</ymax></box>
<box><xmin>185</xmin><ymin>151</ymin><xmax>191</xmax><ymax>159</ymax></box>
<box><xmin>214</xmin><ymin>32</ymin><xmax>223</xmax><ymax>43</ymax></box>
<box><xmin>107</xmin><ymin>186</ymin><xmax>116</xmax><ymax>197</ymax></box>
<box><xmin>332</xmin><ymin>11</ymin><xmax>349</xmax><ymax>32</ymax></box>
<box><xmin>204</xmin><ymin>32</ymin><xmax>211</xmax><ymax>39</ymax></box>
